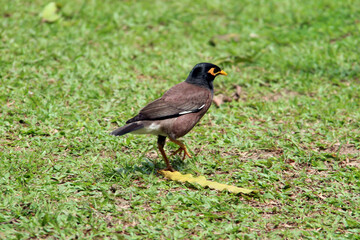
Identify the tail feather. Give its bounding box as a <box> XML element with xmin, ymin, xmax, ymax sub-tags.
<box><xmin>110</xmin><ymin>122</ymin><xmax>144</xmax><ymax>136</ymax></box>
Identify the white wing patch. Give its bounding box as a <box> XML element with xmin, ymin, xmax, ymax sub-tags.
<box><xmin>179</xmin><ymin>110</ymin><xmax>193</xmax><ymax>115</ymax></box>
<box><xmin>179</xmin><ymin>104</ymin><xmax>205</xmax><ymax>115</ymax></box>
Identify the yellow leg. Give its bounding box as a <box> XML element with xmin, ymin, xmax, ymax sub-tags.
<box><xmin>169</xmin><ymin>138</ymin><xmax>192</xmax><ymax>160</ymax></box>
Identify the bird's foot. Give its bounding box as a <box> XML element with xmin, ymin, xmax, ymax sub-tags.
<box><xmin>161</xmin><ymin>166</ymin><xmax>176</xmax><ymax>172</ymax></box>
<box><xmin>172</xmin><ymin>146</ymin><xmax>192</xmax><ymax>161</ymax></box>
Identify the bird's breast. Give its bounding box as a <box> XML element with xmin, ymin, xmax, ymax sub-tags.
<box><xmin>170</xmin><ymin>98</ymin><xmax>212</xmax><ymax>139</ymax></box>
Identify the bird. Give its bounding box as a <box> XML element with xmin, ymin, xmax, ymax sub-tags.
<box><xmin>110</xmin><ymin>63</ymin><xmax>227</xmax><ymax>172</ymax></box>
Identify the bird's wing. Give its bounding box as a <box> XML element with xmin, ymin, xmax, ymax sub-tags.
<box><xmin>126</xmin><ymin>82</ymin><xmax>211</xmax><ymax>123</ymax></box>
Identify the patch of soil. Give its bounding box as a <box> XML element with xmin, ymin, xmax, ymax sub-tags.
<box><xmin>316</xmin><ymin>143</ymin><xmax>359</xmax><ymax>167</ymax></box>
<box><xmin>195</xmin><ymin>147</ymin><xmax>283</xmax><ymax>160</ymax></box>
<box><xmin>262</xmin><ymin>90</ymin><xmax>299</xmax><ymax>102</ymax></box>
<box><xmin>245</xmin><ymin>149</ymin><xmax>284</xmax><ymax>160</ymax></box>
<box><xmin>319</xmin><ymin>143</ymin><xmax>359</xmax><ymax>155</ymax></box>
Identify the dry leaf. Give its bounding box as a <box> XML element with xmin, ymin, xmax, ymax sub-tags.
<box><xmin>213</xmin><ymin>95</ymin><xmax>224</xmax><ymax>107</ymax></box>
<box><xmin>235</xmin><ymin>85</ymin><xmax>242</xmax><ymax>97</ymax></box>
<box><xmin>232</xmin><ymin>85</ymin><xmax>242</xmax><ymax>100</ymax></box>
<box><xmin>213</xmin><ymin>94</ymin><xmax>232</xmax><ymax>107</ymax></box>
<box><xmin>223</xmin><ymin>95</ymin><xmax>232</xmax><ymax>102</ymax></box>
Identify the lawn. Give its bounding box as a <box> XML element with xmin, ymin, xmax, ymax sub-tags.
<box><xmin>1</xmin><ymin>0</ymin><xmax>360</xmax><ymax>239</ymax></box>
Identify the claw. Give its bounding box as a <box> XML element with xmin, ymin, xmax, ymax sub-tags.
<box><xmin>172</xmin><ymin>146</ymin><xmax>192</xmax><ymax>160</ymax></box>
<box><xmin>157</xmin><ymin>136</ymin><xmax>192</xmax><ymax>171</ymax></box>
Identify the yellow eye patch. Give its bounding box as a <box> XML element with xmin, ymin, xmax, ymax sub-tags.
<box><xmin>208</xmin><ymin>68</ymin><xmax>228</xmax><ymax>76</ymax></box>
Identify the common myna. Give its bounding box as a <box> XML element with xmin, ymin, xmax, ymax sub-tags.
<box><xmin>111</xmin><ymin>63</ymin><xmax>227</xmax><ymax>171</ymax></box>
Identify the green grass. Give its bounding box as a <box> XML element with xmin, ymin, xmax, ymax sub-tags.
<box><xmin>1</xmin><ymin>0</ymin><xmax>360</xmax><ymax>239</ymax></box>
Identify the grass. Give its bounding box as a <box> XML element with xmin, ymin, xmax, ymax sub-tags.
<box><xmin>1</xmin><ymin>0</ymin><xmax>360</xmax><ymax>238</ymax></box>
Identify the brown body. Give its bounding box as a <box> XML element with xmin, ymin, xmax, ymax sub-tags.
<box><xmin>133</xmin><ymin>82</ymin><xmax>213</xmax><ymax>139</ymax></box>
<box><xmin>166</xmin><ymin>83</ymin><xmax>213</xmax><ymax>139</ymax></box>
<box><xmin>110</xmin><ymin>62</ymin><xmax>227</xmax><ymax>171</ymax></box>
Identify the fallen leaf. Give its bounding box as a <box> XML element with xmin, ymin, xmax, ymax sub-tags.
<box><xmin>213</xmin><ymin>94</ymin><xmax>232</xmax><ymax>107</ymax></box>
<box><xmin>213</xmin><ymin>95</ymin><xmax>223</xmax><ymax>107</ymax></box>
<box><xmin>223</xmin><ymin>95</ymin><xmax>232</xmax><ymax>103</ymax></box>
<box><xmin>160</xmin><ymin>171</ymin><xmax>254</xmax><ymax>194</ymax></box>
<box><xmin>40</xmin><ymin>2</ymin><xmax>61</xmax><ymax>23</ymax></box>
<box><xmin>235</xmin><ymin>85</ymin><xmax>242</xmax><ymax>97</ymax></box>
<box><xmin>232</xmin><ymin>85</ymin><xmax>242</xmax><ymax>100</ymax></box>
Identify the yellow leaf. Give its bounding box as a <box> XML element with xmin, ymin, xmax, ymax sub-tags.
<box><xmin>40</xmin><ymin>2</ymin><xmax>61</xmax><ymax>23</ymax></box>
<box><xmin>160</xmin><ymin>171</ymin><xmax>254</xmax><ymax>194</ymax></box>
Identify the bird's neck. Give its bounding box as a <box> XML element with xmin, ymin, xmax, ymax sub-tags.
<box><xmin>185</xmin><ymin>77</ymin><xmax>214</xmax><ymax>94</ymax></box>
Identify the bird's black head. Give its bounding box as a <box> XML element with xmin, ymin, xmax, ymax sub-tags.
<box><xmin>185</xmin><ymin>63</ymin><xmax>227</xmax><ymax>91</ymax></box>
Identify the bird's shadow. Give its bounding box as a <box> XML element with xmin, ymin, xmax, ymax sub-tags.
<box><xmin>107</xmin><ymin>157</ymin><xmax>189</xmax><ymax>177</ymax></box>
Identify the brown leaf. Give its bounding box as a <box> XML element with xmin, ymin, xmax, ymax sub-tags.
<box><xmin>235</xmin><ymin>85</ymin><xmax>242</xmax><ymax>97</ymax></box>
<box><xmin>232</xmin><ymin>85</ymin><xmax>242</xmax><ymax>100</ymax></box>
<box><xmin>223</xmin><ymin>95</ymin><xmax>232</xmax><ymax>102</ymax></box>
<box><xmin>213</xmin><ymin>94</ymin><xmax>224</xmax><ymax>107</ymax></box>
<box><xmin>213</xmin><ymin>94</ymin><xmax>233</xmax><ymax>107</ymax></box>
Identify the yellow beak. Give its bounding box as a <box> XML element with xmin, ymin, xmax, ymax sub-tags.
<box><xmin>218</xmin><ymin>70</ymin><xmax>227</xmax><ymax>76</ymax></box>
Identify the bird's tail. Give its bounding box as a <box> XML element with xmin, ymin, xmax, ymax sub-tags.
<box><xmin>110</xmin><ymin>122</ymin><xmax>144</xmax><ymax>136</ymax></box>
